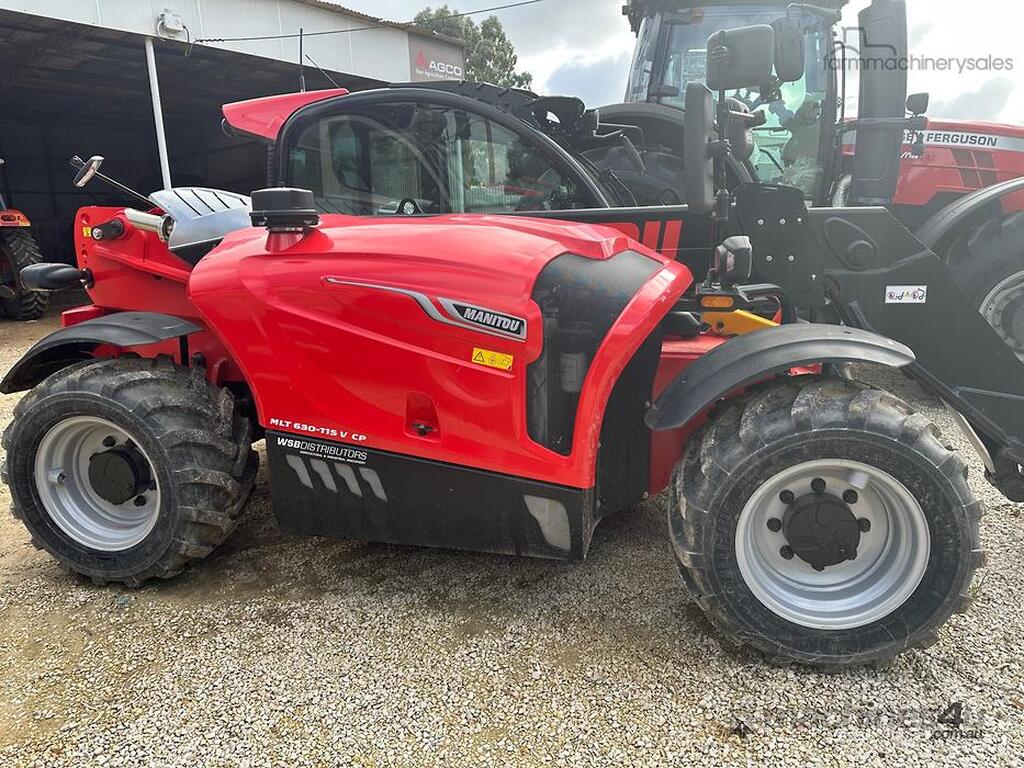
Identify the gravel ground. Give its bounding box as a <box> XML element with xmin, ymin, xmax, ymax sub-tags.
<box><xmin>1</xmin><ymin>299</ymin><xmax>1022</xmax><ymax>768</ymax></box>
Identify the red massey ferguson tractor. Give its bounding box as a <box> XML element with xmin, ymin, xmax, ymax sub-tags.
<box><xmin>605</xmin><ymin>0</ymin><xmax>1024</xmax><ymax>358</ymax></box>
<box><xmin>4</xmin><ymin>22</ymin><xmax>1021</xmax><ymax>669</ymax></box>
<box><xmin>0</xmin><ymin>158</ymin><xmax>48</xmax><ymax>320</ymax></box>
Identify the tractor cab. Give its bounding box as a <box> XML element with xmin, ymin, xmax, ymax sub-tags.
<box><xmin>621</xmin><ymin>0</ymin><xmax>846</xmax><ymax>204</ymax></box>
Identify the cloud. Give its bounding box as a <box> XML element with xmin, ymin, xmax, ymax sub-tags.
<box><xmin>545</xmin><ymin>49</ymin><xmax>633</xmax><ymax>106</ymax></box>
<box><xmin>909</xmin><ymin>22</ymin><xmax>934</xmax><ymax>49</ymax></box>
<box><xmin>931</xmin><ymin>77</ymin><xmax>1015</xmax><ymax>121</ymax></box>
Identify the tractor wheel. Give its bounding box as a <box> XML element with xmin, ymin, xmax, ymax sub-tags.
<box><xmin>670</xmin><ymin>377</ymin><xmax>983</xmax><ymax>669</ymax></box>
<box><xmin>1</xmin><ymin>356</ymin><xmax>258</xmax><ymax>586</ymax></box>
<box><xmin>949</xmin><ymin>211</ymin><xmax>1024</xmax><ymax>361</ymax></box>
<box><xmin>0</xmin><ymin>228</ymin><xmax>48</xmax><ymax>320</ymax></box>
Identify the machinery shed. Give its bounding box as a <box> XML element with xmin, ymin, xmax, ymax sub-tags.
<box><xmin>0</xmin><ymin>0</ymin><xmax>464</xmax><ymax>262</ymax></box>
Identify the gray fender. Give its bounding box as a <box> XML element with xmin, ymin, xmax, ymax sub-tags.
<box><xmin>915</xmin><ymin>176</ymin><xmax>1024</xmax><ymax>250</ymax></box>
<box><xmin>0</xmin><ymin>311</ymin><xmax>201</xmax><ymax>394</ymax></box>
<box><xmin>645</xmin><ymin>324</ymin><xmax>915</xmax><ymax>430</ymax></box>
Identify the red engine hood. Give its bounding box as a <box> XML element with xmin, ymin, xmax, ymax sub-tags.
<box><xmin>198</xmin><ymin>213</ymin><xmax>669</xmax><ymax>315</ymax></box>
<box><xmin>222</xmin><ymin>89</ymin><xmax>349</xmax><ymax>141</ymax></box>
<box><xmin>924</xmin><ymin>118</ymin><xmax>1024</xmax><ymax>140</ymax></box>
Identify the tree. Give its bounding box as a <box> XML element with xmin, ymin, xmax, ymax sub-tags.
<box><xmin>414</xmin><ymin>5</ymin><xmax>533</xmax><ymax>89</ymax></box>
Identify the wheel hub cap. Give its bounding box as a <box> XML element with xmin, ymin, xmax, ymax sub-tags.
<box><xmin>87</xmin><ymin>445</ymin><xmax>152</xmax><ymax>506</ymax></box>
<box><xmin>782</xmin><ymin>493</ymin><xmax>861</xmax><ymax>570</ymax></box>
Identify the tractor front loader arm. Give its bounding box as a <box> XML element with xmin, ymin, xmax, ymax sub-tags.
<box><xmin>811</xmin><ymin>206</ymin><xmax>1024</xmax><ymax>500</ymax></box>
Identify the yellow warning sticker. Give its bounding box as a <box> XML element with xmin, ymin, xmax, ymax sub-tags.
<box><xmin>82</xmin><ymin>226</ymin><xmax>92</xmax><ymax>238</ymax></box>
<box><xmin>472</xmin><ymin>347</ymin><xmax>514</xmax><ymax>371</ymax></box>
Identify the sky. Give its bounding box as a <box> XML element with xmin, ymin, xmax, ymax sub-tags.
<box><xmin>337</xmin><ymin>0</ymin><xmax>1022</xmax><ymax>124</ymax></box>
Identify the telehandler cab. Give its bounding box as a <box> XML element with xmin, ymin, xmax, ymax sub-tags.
<box><xmin>1</xmin><ymin>18</ymin><xmax>1010</xmax><ymax>669</ymax></box>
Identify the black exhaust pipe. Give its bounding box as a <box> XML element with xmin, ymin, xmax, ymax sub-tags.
<box><xmin>849</xmin><ymin>0</ymin><xmax>908</xmax><ymax>206</ymax></box>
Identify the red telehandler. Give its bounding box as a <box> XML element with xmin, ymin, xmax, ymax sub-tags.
<box><xmin>0</xmin><ymin>158</ymin><xmax>48</xmax><ymax>320</ymax></box>
<box><xmin>1</xmin><ymin>11</ymin><xmax>1015</xmax><ymax>669</ymax></box>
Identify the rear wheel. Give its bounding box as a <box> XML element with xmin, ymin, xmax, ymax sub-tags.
<box><xmin>0</xmin><ymin>228</ymin><xmax>48</xmax><ymax>320</ymax></box>
<box><xmin>949</xmin><ymin>212</ymin><xmax>1024</xmax><ymax>361</ymax></box>
<box><xmin>671</xmin><ymin>377</ymin><xmax>984</xmax><ymax>668</ymax></box>
<box><xmin>2</xmin><ymin>356</ymin><xmax>258</xmax><ymax>585</ymax></box>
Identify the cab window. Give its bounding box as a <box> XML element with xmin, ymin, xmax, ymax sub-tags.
<box><xmin>287</xmin><ymin>101</ymin><xmax>591</xmax><ymax>215</ymax></box>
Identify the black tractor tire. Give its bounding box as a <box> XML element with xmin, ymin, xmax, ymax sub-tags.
<box><xmin>0</xmin><ymin>228</ymin><xmax>49</xmax><ymax>320</ymax></box>
<box><xmin>670</xmin><ymin>376</ymin><xmax>984</xmax><ymax>669</ymax></box>
<box><xmin>948</xmin><ymin>211</ymin><xmax>1024</xmax><ymax>360</ymax></box>
<box><xmin>2</xmin><ymin>356</ymin><xmax>258</xmax><ymax>586</ymax></box>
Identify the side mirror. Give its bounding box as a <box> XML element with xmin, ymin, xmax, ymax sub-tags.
<box><xmin>772</xmin><ymin>18</ymin><xmax>806</xmax><ymax>83</ymax></box>
<box><xmin>706</xmin><ymin>25</ymin><xmax>775</xmax><ymax>92</ymax></box>
<box><xmin>683</xmin><ymin>83</ymin><xmax>715</xmax><ymax>214</ymax></box>
<box><xmin>714</xmin><ymin>236</ymin><xmax>753</xmax><ymax>287</ymax></box>
<box><xmin>906</xmin><ymin>92</ymin><xmax>929</xmax><ymax>116</ymax></box>
<box><xmin>72</xmin><ymin>155</ymin><xmax>104</xmax><ymax>188</ymax></box>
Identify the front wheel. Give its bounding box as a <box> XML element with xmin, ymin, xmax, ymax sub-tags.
<box><xmin>2</xmin><ymin>356</ymin><xmax>258</xmax><ymax>585</ymax></box>
<box><xmin>671</xmin><ymin>377</ymin><xmax>984</xmax><ymax>668</ymax></box>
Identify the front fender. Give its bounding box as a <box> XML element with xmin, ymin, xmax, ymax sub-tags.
<box><xmin>645</xmin><ymin>324</ymin><xmax>914</xmax><ymax>430</ymax></box>
<box><xmin>0</xmin><ymin>312</ymin><xmax>201</xmax><ymax>394</ymax></box>
<box><xmin>915</xmin><ymin>176</ymin><xmax>1024</xmax><ymax>250</ymax></box>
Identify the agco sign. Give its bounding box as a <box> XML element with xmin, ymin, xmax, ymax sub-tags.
<box><xmin>409</xmin><ymin>39</ymin><xmax>466</xmax><ymax>82</ymax></box>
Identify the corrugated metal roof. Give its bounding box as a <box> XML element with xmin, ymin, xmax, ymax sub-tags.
<box><xmin>290</xmin><ymin>0</ymin><xmax>464</xmax><ymax>46</ymax></box>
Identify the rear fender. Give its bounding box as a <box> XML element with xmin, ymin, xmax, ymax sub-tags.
<box><xmin>645</xmin><ymin>324</ymin><xmax>915</xmax><ymax>430</ymax></box>
<box><xmin>0</xmin><ymin>312</ymin><xmax>201</xmax><ymax>394</ymax></box>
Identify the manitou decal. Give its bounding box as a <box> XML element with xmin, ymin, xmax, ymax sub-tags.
<box><xmin>442</xmin><ymin>300</ymin><xmax>526</xmax><ymax>339</ymax></box>
<box><xmin>324</xmin><ymin>278</ymin><xmax>528</xmax><ymax>341</ymax></box>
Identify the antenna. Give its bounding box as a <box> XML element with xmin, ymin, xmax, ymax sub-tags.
<box><xmin>298</xmin><ymin>27</ymin><xmax>306</xmax><ymax>92</ymax></box>
<box><xmin>304</xmin><ymin>54</ymin><xmax>342</xmax><ymax>89</ymax></box>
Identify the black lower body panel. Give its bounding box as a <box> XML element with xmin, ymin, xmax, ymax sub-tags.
<box><xmin>266</xmin><ymin>432</ymin><xmax>596</xmax><ymax>560</ymax></box>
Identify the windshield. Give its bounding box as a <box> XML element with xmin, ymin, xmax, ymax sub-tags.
<box><xmin>627</xmin><ymin>5</ymin><xmax>833</xmax><ymax>200</ymax></box>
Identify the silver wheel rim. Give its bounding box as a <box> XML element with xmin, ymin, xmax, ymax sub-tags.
<box><xmin>980</xmin><ymin>269</ymin><xmax>1024</xmax><ymax>360</ymax></box>
<box><xmin>34</xmin><ymin>416</ymin><xmax>161</xmax><ymax>551</ymax></box>
<box><xmin>735</xmin><ymin>459</ymin><xmax>930</xmax><ymax>630</ymax></box>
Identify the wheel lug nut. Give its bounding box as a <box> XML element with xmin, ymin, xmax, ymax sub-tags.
<box><xmin>767</xmin><ymin>518</ymin><xmax>782</xmax><ymax>532</ymax></box>
<box><xmin>843</xmin><ymin>489</ymin><xmax>859</xmax><ymax>504</ymax></box>
<box><xmin>103</xmin><ymin>436</ymin><xmax>116</xmax><ymax>447</ymax></box>
<box><xmin>780</xmin><ymin>545</ymin><xmax>795</xmax><ymax>560</ymax></box>
<box><xmin>133</xmin><ymin>496</ymin><xmax>147</xmax><ymax>507</ymax></box>
<box><xmin>812</xmin><ymin>564</ymin><xmax>826</xmax><ymax>572</ymax></box>
<box><xmin>779</xmin><ymin>490</ymin><xmax>795</xmax><ymax>504</ymax></box>
<box><xmin>811</xmin><ymin>477</ymin><xmax>826</xmax><ymax>493</ymax></box>
<box><xmin>858</xmin><ymin>518</ymin><xmax>871</xmax><ymax>533</ymax></box>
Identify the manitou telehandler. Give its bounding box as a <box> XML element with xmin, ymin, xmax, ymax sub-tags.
<box><xmin>607</xmin><ymin>0</ymin><xmax>1024</xmax><ymax>360</ymax></box>
<box><xmin>2</xmin><ymin>9</ymin><xmax>1017</xmax><ymax>669</ymax></box>
<box><xmin>0</xmin><ymin>158</ymin><xmax>47</xmax><ymax>320</ymax></box>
